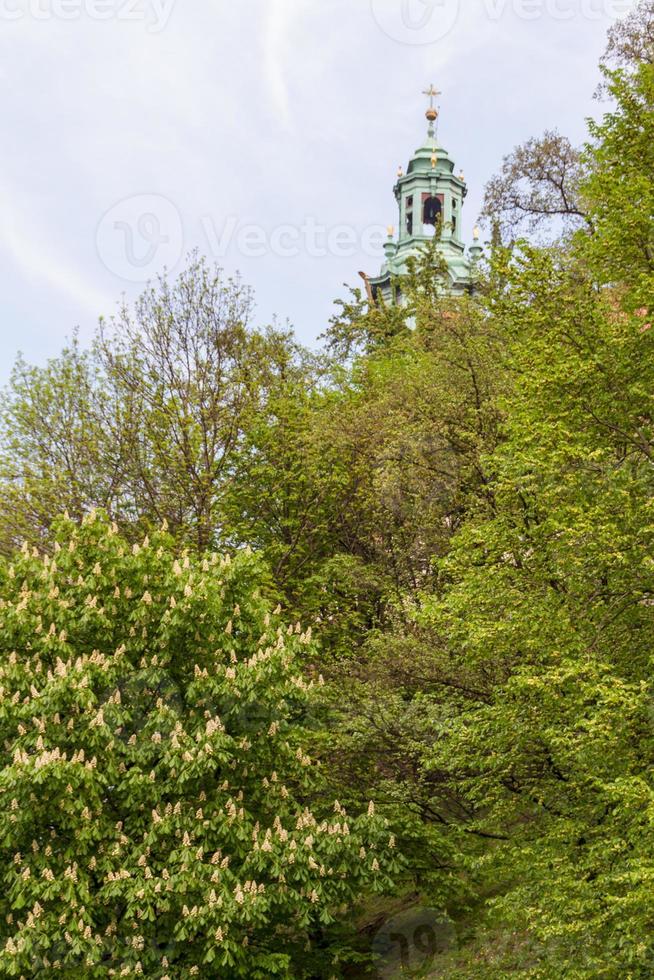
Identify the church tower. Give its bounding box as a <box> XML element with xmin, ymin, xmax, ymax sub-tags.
<box><xmin>367</xmin><ymin>86</ymin><xmax>482</xmax><ymax>304</ymax></box>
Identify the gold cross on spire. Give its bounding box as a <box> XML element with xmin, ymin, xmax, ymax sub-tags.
<box><xmin>422</xmin><ymin>84</ymin><xmax>442</xmax><ymax>111</ymax></box>
<box><xmin>423</xmin><ymin>84</ymin><xmax>441</xmax><ymax>138</ymax></box>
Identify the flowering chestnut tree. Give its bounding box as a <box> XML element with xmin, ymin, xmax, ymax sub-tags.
<box><xmin>0</xmin><ymin>513</ymin><xmax>397</xmax><ymax>978</ymax></box>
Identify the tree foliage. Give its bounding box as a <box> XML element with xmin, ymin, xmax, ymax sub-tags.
<box><xmin>0</xmin><ymin>256</ymin><xmax>311</xmax><ymax>556</ymax></box>
<box><xmin>0</xmin><ymin>514</ymin><xmax>396</xmax><ymax>978</ymax></box>
<box><xmin>414</xmin><ymin>46</ymin><xmax>654</xmax><ymax>977</ymax></box>
<box><xmin>600</xmin><ymin>0</ymin><xmax>654</xmax><ymax>72</ymax></box>
<box><xmin>480</xmin><ymin>130</ymin><xmax>590</xmax><ymax>244</ymax></box>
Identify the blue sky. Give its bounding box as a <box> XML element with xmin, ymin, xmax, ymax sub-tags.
<box><xmin>0</xmin><ymin>0</ymin><xmax>637</xmax><ymax>384</ymax></box>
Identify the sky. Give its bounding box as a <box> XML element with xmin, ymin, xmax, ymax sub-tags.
<box><xmin>0</xmin><ymin>0</ymin><xmax>638</xmax><ymax>384</ymax></box>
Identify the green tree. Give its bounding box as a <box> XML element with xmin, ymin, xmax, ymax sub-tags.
<box><xmin>0</xmin><ymin>256</ymin><xmax>312</xmax><ymax>556</ymax></box>
<box><xmin>225</xmin><ymin>244</ymin><xmax>502</xmax><ymax>660</ymax></box>
<box><xmin>600</xmin><ymin>0</ymin><xmax>654</xmax><ymax>73</ymax></box>
<box><xmin>0</xmin><ymin>513</ymin><xmax>398</xmax><ymax>978</ymax></box>
<box><xmin>99</xmin><ymin>256</ymin><xmax>312</xmax><ymax>552</ymax></box>
<box><xmin>0</xmin><ymin>339</ymin><xmax>127</xmax><ymax>555</ymax></box>
<box><xmin>582</xmin><ymin>62</ymin><xmax>654</xmax><ymax>306</ymax></box>
<box><xmin>412</xmin><ymin>43</ymin><xmax>654</xmax><ymax>975</ymax></box>
<box><xmin>480</xmin><ymin>130</ymin><xmax>591</xmax><ymax>244</ymax></box>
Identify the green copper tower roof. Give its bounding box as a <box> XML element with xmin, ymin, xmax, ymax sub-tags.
<box><xmin>367</xmin><ymin>85</ymin><xmax>482</xmax><ymax>303</ymax></box>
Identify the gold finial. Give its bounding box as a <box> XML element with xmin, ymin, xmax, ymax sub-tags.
<box><xmin>423</xmin><ymin>83</ymin><xmax>441</xmax><ymax>124</ymax></box>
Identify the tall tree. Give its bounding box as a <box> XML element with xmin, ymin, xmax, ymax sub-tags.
<box><xmin>414</xmin><ymin>46</ymin><xmax>654</xmax><ymax>974</ymax></box>
<box><xmin>224</xmin><ymin>245</ymin><xmax>503</xmax><ymax>659</ymax></box>
<box><xmin>601</xmin><ymin>0</ymin><xmax>654</xmax><ymax>72</ymax></box>
<box><xmin>0</xmin><ymin>257</ymin><xmax>311</xmax><ymax>555</ymax></box>
<box><xmin>480</xmin><ymin>130</ymin><xmax>590</xmax><ymax>244</ymax></box>
<box><xmin>0</xmin><ymin>340</ymin><xmax>127</xmax><ymax>554</ymax></box>
<box><xmin>98</xmin><ymin>255</ymin><xmax>310</xmax><ymax>552</ymax></box>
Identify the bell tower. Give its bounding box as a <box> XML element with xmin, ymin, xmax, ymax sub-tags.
<box><xmin>368</xmin><ymin>86</ymin><xmax>481</xmax><ymax>303</ymax></box>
